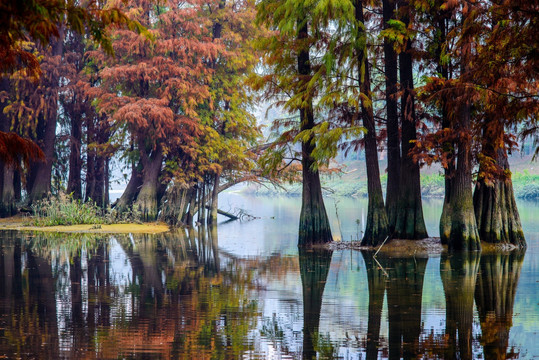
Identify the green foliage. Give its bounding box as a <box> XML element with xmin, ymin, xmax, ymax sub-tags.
<box><xmin>30</xmin><ymin>193</ymin><xmax>142</xmax><ymax>226</ymax></box>
<box><xmin>512</xmin><ymin>170</ymin><xmax>539</xmax><ymax>199</ymax></box>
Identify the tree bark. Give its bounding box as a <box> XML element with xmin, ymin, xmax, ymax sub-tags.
<box><xmin>442</xmin><ymin>100</ymin><xmax>481</xmax><ymax>250</ymax></box>
<box><xmin>297</xmin><ymin>18</ymin><xmax>333</xmax><ymax>246</ymax></box>
<box><xmin>437</xmin><ymin>14</ymin><xmax>454</xmax><ymax>245</ymax></box>
<box><xmin>357</xmin><ymin>0</ymin><xmax>390</xmax><ymax>247</ymax></box>
<box><xmin>393</xmin><ymin>2</ymin><xmax>427</xmax><ymax>240</ymax></box>
<box><xmin>27</xmin><ymin>36</ymin><xmax>63</xmax><ymax>204</ymax></box>
<box><xmin>116</xmin><ymin>161</ymin><xmax>143</xmax><ymax>212</ymax></box>
<box><xmin>474</xmin><ymin>147</ymin><xmax>525</xmax><ymax>247</ymax></box>
<box><xmin>0</xmin><ymin>77</ymin><xmax>16</xmax><ymax>217</ymax></box>
<box><xmin>134</xmin><ymin>144</ymin><xmax>163</xmax><ymax>221</ymax></box>
<box><xmin>208</xmin><ymin>173</ymin><xmax>220</xmax><ymax>225</ymax></box>
<box><xmin>383</xmin><ymin>0</ymin><xmax>401</xmax><ymax>232</ymax></box>
<box><xmin>67</xmin><ymin>101</ymin><xmax>83</xmax><ymax>200</ymax></box>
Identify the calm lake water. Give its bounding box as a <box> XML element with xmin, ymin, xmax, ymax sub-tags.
<box><xmin>0</xmin><ymin>193</ymin><xmax>537</xmax><ymax>359</ymax></box>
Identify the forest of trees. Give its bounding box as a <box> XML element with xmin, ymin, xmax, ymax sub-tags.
<box><xmin>0</xmin><ymin>0</ymin><xmax>537</xmax><ymax>249</ymax></box>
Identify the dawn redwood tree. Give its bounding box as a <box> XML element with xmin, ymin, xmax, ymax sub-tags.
<box><xmin>255</xmin><ymin>0</ymin><xmax>335</xmax><ymax>245</ymax></box>
<box><xmin>2</xmin><ymin>38</ymin><xmax>65</xmax><ymax>204</ymax></box>
<box><xmin>356</xmin><ymin>0</ymin><xmax>390</xmax><ymax>246</ymax></box>
<box><xmin>392</xmin><ymin>0</ymin><xmax>427</xmax><ymax>240</ymax></box>
<box><xmin>94</xmin><ymin>0</ymin><xmax>219</xmax><ymax>220</ymax></box>
<box><xmin>417</xmin><ymin>1</ymin><xmax>482</xmax><ymax>250</ymax></box>
<box><xmin>471</xmin><ymin>0</ymin><xmax>537</xmax><ymax>247</ymax></box>
<box><xmin>382</xmin><ymin>0</ymin><xmax>401</xmax><ymax>232</ymax></box>
<box><xmin>416</xmin><ymin>0</ymin><xmax>536</xmax><ymax>249</ymax></box>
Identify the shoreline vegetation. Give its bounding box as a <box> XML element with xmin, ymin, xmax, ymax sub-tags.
<box><xmin>241</xmin><ymin>165</ymin><xmax>539</xmax><ymax>200</ymax></box>
<box><xmin>0</xmin><ymin>216</ymin><xmax>169</xmax><ymax>234</ymax></box>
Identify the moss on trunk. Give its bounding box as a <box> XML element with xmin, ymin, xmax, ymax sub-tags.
<box><xmin>134</xmin><ymin>146</ymin><xmax>163</xmax><ymax>222</ymax></box>
<box><xmin>441</xmin><ymin>102</ymin><xmax>480</xmax><ymax>251</ymax></box>
<box><xmin>473</xmin><ymin>148</ymin><xmax>525</xmax><ymax>247</ymax></box>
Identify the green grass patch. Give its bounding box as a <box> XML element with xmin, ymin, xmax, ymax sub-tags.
<box><xmin>31</xmin><ymin>193</ymin><xmax>142</xmax><ymax>226</ymax></box>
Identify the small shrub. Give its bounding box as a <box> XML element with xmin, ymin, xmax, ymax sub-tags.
<box><xmin>30</xmin><ymin>193</ymin><xmax>142</xmax><ymax>226</ymax></box>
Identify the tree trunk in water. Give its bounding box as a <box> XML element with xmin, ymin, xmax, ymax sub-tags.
<box><xmin>67</xmin><ymin>111</ymin><xmax>82</xmax><ymax>200</ymax></box>
<box><xmin>441</xmin><ymin>252</ymin><xmax>480</xmax><ymax>360</ymax></box>
<box><xmin>437</xmin><ymin>16</ymin><xmax>454</xmax><ymax>245</ymax></box>
<box><xmin>0</xmin><ymin>78</ymin><xmax>16</xmax><ymax>217</ymax></box>
<box><xmin>383</xmin><ymin>0</ymin><xmax>401</xmax><ymax>232</ymax></box>
<box><xmin>442</xmin><ymin>101</ymin><xmax>481</xmax><ymax>250</ymax></box>
<box><xmin>362</xmin><ymin>251</ymin><xmax>387</xmax><ymax>360</ymax></box>
<box><xmin>28</xmin><ymin>37</ymin><xmax>63</xmax><ymax>204</ymax></box>
<box><xmin>299</xmin><ymin>247</ymin><xmax>333</xmax><ymax>360</ymax></box>
<box><xmin>116</xmin><ymin>161</ymin><xmax>143</xmax><ymax>211</ymax></box>
<box><xmin>27</xmin><ymin>111</ymin><xmax>56</xmax><ymax>203</ymax></box>
<box><xmin>357</xmin><ymin>0</ymin><xmax>389</xmax><ymax>247</ymax></box>
<box><xmin>475</xmin><ymin>251</ymin><xmax>524</xmax><ymax>360</ymax></box>
<box><xmin>134</xmin><ymin>145</ymin><xmax>163</xmax><ymax>221</ymax></box>
<box><xmin>381</xmin><ymin>254</ymin><xmax>427</xmax><ymax>360</ymax></box>
<box><xmin>393</xmin><ymin>3</ymin><xmax>427</xmax><ymax>240</ymax></box>
<box><xmin>208</xmin><ymin>173</ymin><xmax>220</xmax><ymax>225</ymax></box>
<box><xmin>297</xmin><ymin>19</ymin><xmax>333</xmax><ymax>246</ymax></box>
<box><xmin>474</xmin><ymin>148</ymin><xmax>525</xmax><ymax>247</ymax></box>
<box><xmin>87</xmin><ymin>155</ymin><xmax>105</xmax><ymax>207</ymax></box>
<box><xmin>0</xmin><ymin>167</ymin><xmax>16</xmax><ymax>217</ymax></box>
<box><xmin>160</xmin><ymin>184</ymin><xmax>191</xmax><ymax>227</ymax></box>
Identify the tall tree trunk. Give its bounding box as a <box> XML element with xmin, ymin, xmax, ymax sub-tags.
<box><xmin>1</xmin><ymin>167</ymin><xmax>16</xmax><ymax>217</ymax></box>
<box><xmin>442</xmin><ymin>100</ymin><xmax>481</xmax><ymax>250</ymax></box>
<box><xmin>0</xmin><ymin>77</ymin><xmax>16</xmax><ymax>217</ymax></box>
<box><xmin>357</xmin><ymin>0</ymin><xmax>389</xmax><ymax>246</ymax></box>
<box><xmin>441</xmin><ymin>252</ymin><xmax>480</xmax><ymax>360</ymax></box>
<box><xmin>437</xmin><ymin>14</ymin><xmax>455</xmax><ymax>245</ymax></box>
<box><xmin>474</xmin><ymin>144</ymin><xmax>525</xmax><ymax>247</ymax></box>
<box><xmin>134</xmin><ymin>144</ymin><xmax>163</xmax><ymax>221</ymax></box>
<box><xmin>393</xmin><ymin>2</ymin><xmax>427</xmax><ymax>240</ymax></box>
<box><xmin>27</xmin><ymin>110</ymin><xmax>56</xmax><ymax>203</ymax></box>
<box><xmin>362</xmin><ymin>251</ymin><xmax>386</xmax><ymax>360</ymax></box>
<box><xmin>383</xmin><ymin>0</ymin><xmax>401</xmax><ymax>232</ymax></box>
<box><xmin>297</xmin><ymin>18</ymin><xmax>333</xmax><ymax>246</ymax></box>
<box><xmin>299</xmin><ymin>247</ymin><xmax>333</xmax><ymax>359</ymax></box>
<box><xmin>116</xmin><ymin>160</ymin><xmax>143</xmax><ymax>211</ymax></box>
<box><xmin>28</xmin><ymin>36</ymin><xmax>63</xmax><ymax>204</ymax></box>
<box><xmin>475</xmin><ymin>251</ymin><xmax>524</xmax><ymax>360</ymax></box>
<box><xmin>67</xmin><ymin>110</ymin><xmax>82</xmax><ymax>200</ymax></box>
<box><xmin>208</xmin><ymin>173</ymin><xmax>220</xmax><ymax>225</ymax></box>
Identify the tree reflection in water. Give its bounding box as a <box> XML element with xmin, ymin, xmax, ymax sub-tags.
<box><xmin>0</xmin><ymin>228</ymin><xmax>260</xmax><ymax>359</ymax></box>
<box><xmin>0</xmin><ymin>229</ymin><xmax>528</xmax><ymax>359</ymax></box>
<box><xmin>475</xmin><ymin>250</ymin><xmax>524</xmax><ymax>360</ymax></box>
<box><xmin>299</xmin><ymin>247</ymin><xmax>333</xmax><ymax>360</ymax></box>
<box><xmin>441</xmin><ymin>251</ymin><xmax>481</xmax><ymax>360</ymax></box>
<box><xmin>361</xmin><ymin>252</ymin><xmax>428</xmax><ymax>360</ymax></box>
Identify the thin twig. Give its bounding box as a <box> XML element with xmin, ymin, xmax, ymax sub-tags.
<box><xmin>373</xmin><ymin>236</ymin><xmax>389</xmax><ymax>258</ymax></box>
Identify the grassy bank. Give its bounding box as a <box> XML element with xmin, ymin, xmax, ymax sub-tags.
<box><xmin>0</xmin><ymin>194</ymin><xmax>169</xmax><ymax>234</ymax></box>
